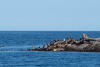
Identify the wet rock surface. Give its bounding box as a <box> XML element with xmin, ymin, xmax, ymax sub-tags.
<box><xmin>27</xmin><ymin>34</ymin><xmax>100</xmax><ymax>52</ymax></box>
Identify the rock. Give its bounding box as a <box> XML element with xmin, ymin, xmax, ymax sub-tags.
<box><xmin>27</xmin><ymin>33</ymin><xmax>100</xmax><ymax>52</ymax></box>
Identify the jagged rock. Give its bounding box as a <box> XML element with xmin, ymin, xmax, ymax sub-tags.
<box><xmin>27</xmin><ymin>33</ymin><xmax>100</xmax><ymax>52</ymax></box>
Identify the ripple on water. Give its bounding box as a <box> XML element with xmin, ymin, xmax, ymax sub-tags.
<box><xmin>0</xmin><ymin>51</ymin><xmax>100</xmax><ymax>67</ymax></box>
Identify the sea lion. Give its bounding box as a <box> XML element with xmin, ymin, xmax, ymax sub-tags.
<box><xmin>82</xmin><ymin>33</ymin><xmax>100</xmax><ymax>41</ymax></box>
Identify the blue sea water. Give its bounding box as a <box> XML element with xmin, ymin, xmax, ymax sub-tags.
<box><xmin>0</xmin><ymin>31</ymin><xmax>100</xmax><ymax>67</ymax></box>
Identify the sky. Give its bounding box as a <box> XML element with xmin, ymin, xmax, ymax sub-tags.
<box><xmin>0</xmin><ymin>0</ymin><xmax>100</xmax><ymax>31</ymax></box>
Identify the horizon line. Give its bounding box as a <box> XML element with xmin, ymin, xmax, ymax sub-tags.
<box><xmin>0</xmin><ymin>30</ymin><xmax>99</xmax><ymax>31</ymax></box>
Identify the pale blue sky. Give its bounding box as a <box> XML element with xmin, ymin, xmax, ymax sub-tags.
<box><xmin>0</xmin><ymin>0</ymin><xmax>100</xmax><ymax>31</ymax></box>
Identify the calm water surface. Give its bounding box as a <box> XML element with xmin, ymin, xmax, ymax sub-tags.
<box><xmin>0</xmin><ymin>31</ymin><xmax>100</xmax><ymax>67</ymax></box>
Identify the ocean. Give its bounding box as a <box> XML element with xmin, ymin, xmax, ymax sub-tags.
<box><xmin>0</xmin><ymin>31</ymin><xmax>100</xmax><ymax>67</ymax></box>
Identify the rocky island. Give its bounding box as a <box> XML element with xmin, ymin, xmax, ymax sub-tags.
<box><xmin>27</xmin><ymin>33</ymin><xmax>100</xmax><ymax>52</ymax></box>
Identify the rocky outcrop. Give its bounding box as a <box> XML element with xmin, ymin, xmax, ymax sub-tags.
<box><xmin>27</xmin><ymin>34</ymin><xmax>100</xmax><ymax>52</ymax></box>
